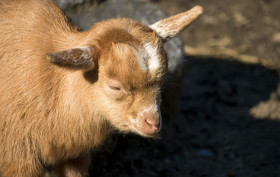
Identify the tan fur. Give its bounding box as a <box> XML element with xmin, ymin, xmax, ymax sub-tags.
<box><xmin>0</xmin><ymin>0</ymin><xmax>202</xmax><ymax>176</ymax></box>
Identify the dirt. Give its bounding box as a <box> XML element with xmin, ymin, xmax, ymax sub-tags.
<box><xmin>76</xmin><ymin>0</ymin><xmax>280</xmax><ymax>176</ymax></box>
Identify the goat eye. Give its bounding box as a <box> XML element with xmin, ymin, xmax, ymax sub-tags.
<box><xmin>109</xmin><ymin>86</ymin><xmax>121</xmax><ymax>91</ymax></box>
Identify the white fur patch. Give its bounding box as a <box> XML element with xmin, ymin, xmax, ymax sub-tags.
<box><xmin>79</xmin><ymin>46</ymin><xmax>92</xmax><ymax>61</ymax></box>
<box><xmin>137</xmin><ymin>104</ymin><xmax>159</xmax><ymax>117</ymax></box>
<box><xmin>79</xmin><ymin>46</ymin><xmax>91</xmax><ymax>52</ymax></box>
<box><xmin>136</xmin><ymin>43</ymin><xmax>161</xmax><ymax>72</ymax></box>
<box><xmin>135</xmin><ymin>50</ymin><xmax>149</xmax><ymax>72</ymax></box>
<box><xmin>144</xmin><ymin>43</ymin><xmax>161</xmax><ymax>71</ymax></box>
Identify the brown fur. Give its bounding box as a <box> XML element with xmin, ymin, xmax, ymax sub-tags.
<box><xmin>0</xmin><ymin>0</ymin><xmax>202</xmax><ymax>176</ymax></box>
<box><xmin>0</xmin><ymin>0</ymin><xmax>166</xmax><ymax>176</ymax></box>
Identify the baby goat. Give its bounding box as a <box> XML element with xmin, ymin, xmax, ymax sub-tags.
<box><xmin>0</xmin><ymin>0</ymin><xmax>203</xmax><ymax>176</ymax></box>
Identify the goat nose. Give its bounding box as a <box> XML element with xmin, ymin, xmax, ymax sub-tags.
<box><xmin>145</xmin><ymin>118</ymin><xmax>160</xmax><ymax>131</ymax></box>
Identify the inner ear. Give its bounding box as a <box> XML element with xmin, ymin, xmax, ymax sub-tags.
<box><xmin>47</xmin><ymin>46</ymin><xmax>96</xmax><ymax>70</ymax></box>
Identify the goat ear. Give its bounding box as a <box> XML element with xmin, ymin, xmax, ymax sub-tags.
<box><xmin>47</xmin><ymin>46</ymin><xmax>96</xmax><ymax>70</ymax></box>
<box><xmin>149</xmin><ymin>6</ymin><xmax>203</xmax><ymax>40</ymax></box>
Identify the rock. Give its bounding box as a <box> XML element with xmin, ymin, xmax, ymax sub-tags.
<box><xmin>53</xmin><ymin>0</ymin><xmax>85</xmax><ymax>10</ymax></box>
<box><xmin>68</xmin><ymin>0</ymin><xmax>186</xmax><ymax>118</ymax></box>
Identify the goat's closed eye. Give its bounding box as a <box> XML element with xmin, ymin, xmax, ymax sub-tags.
<box><xmin>109</xmin><ymin>85</ymin><xmax>121</xmax><ymax>91</ymax></box>
<box><xmin>107</xmin><ymin>79</ymin><xmax>124</xmax><ymax>93</ymax></box>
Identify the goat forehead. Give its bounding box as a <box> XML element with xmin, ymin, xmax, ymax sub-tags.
<box><xmin>136</xmin><ymin>42</ymin><xmax>161</xmax><ymax>73</ymax></box>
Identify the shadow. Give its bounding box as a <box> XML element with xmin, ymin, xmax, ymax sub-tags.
<box><xmin>84</xmin><ymin>69</ymin><xmax>99</xmax><ymax>83</ymax></box>
<box><xmin>177</xmin><ymin>58</ymin><xmax>280</xmax><ymax>177</ymax></box>
<box><xmin>89</xmin><ymin>57</ymin><xmax>280</xmax><ymax>177</ymax></box>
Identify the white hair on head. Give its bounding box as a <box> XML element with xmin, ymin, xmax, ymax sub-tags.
<box><xmin>135</xmin><ymin>42</ymin><xmax>161</xmax><ymax>72</ymax></box>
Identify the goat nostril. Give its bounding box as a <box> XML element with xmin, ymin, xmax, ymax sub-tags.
<box><xmin>145</xmin><ymin>118</ymin><xmax>160</xmax><ymax>130</ymax></box>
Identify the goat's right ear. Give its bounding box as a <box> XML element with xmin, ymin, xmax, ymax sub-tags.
<box><xmin>47</xmin><ymin>46</ymin><xmax>97</xmax><ymax>70</ymax></box>
<box><xmin>149</xmin><ymin>6</ymin><xmax>203</xmax><ymax>40</ymax></box>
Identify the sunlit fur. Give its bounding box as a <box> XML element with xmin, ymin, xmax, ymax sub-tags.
<box><xmin>0</xmin><ymin>0</ymin><xmax>167</xmax><ymax>176</ymax></box>
<box><xmin>0</xmin><ymin>0</ymin><xmax>202</xmax><ymax>176</ymax></box>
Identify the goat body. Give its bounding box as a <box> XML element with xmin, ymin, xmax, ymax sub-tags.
<box><xmin>0</xmin><ymin>0</ymin><xmax>202</xmax><ymax>176</ymax></box>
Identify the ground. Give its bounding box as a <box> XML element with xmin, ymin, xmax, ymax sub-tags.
<box><xmin>156</xmin><ymin>0</ymin><xmax>280</xmax><ymax>70</ymax></box>
<box><xmin>85</xmin><ymin>0</ymin><xmax>280</xmax><ymax>177</ymax></box>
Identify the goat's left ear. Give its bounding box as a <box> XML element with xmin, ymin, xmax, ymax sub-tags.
<box><xmin>47</xmin><ymin>46</ymin><xmax>96</xmax><ymax>70</ymax></box>
<box><xmin>149</xmin><ymin>6</ymin><xmax>203</xmax><ymax>40</ymax></box>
